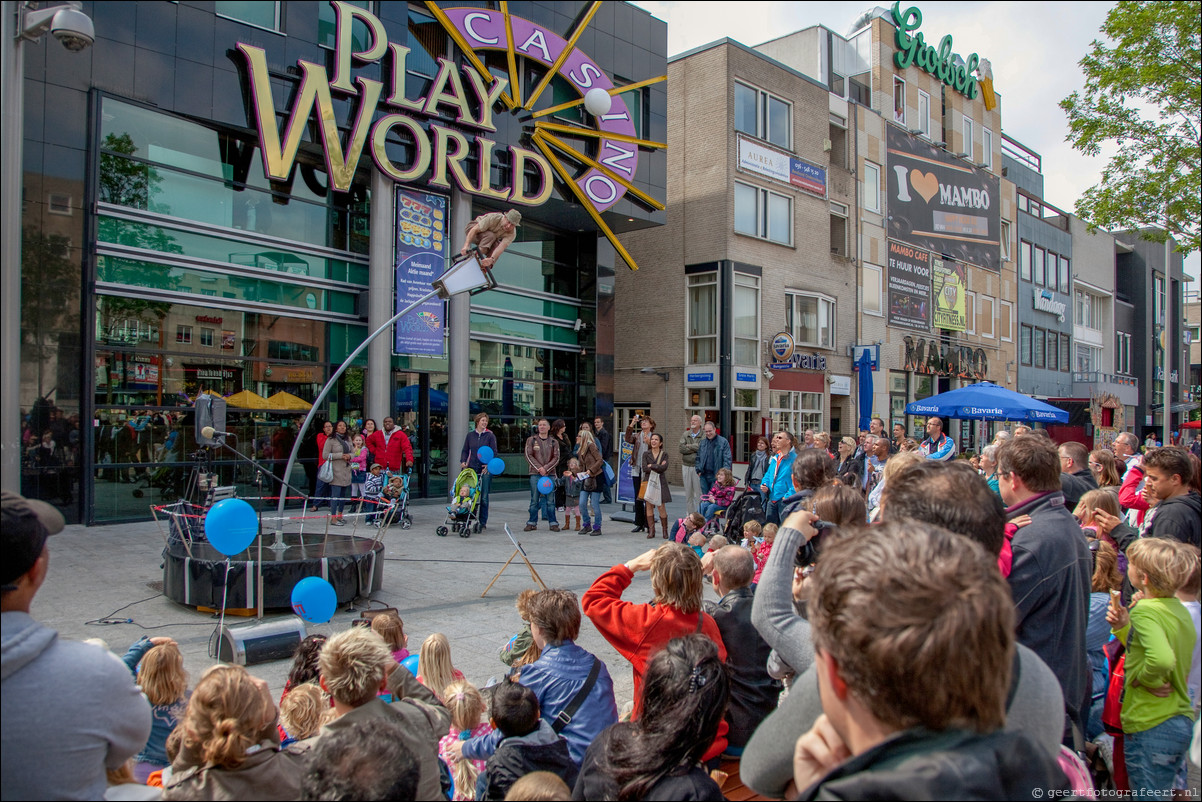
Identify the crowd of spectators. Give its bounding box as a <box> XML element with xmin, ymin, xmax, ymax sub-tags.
<box><xmin>2</xmin><ymin>417</ymin><xmax>1200</xmax><ymax>801</ymax></box>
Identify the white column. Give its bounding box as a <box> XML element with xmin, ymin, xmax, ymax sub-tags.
<box><xmin>447</xmin><ymin>191</ymin><xmax>472</xmax><ymax>500</ymax></box>
<box><xmin>1</xmin><ymin>8</ymin><xmax>25</xmax><ymax>493</ymax></box>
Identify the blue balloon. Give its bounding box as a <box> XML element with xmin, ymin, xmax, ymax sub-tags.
<box><xmin>291</xmin><ymin>577</ymin><xmax>337</xmax><ymax>624</ymax></box>
<box><xmin>204</xmin><ymin>498</ymin><xmax>259</xmax><ymax>557</ymax></box>
<box><xmin>477</xmin><ymin>445</ymin><xmax>495</xmax><ymax>463</ymax></box>
<box><xmin>487</xmin><ymin>457</ymin><xmax>506</xmax><ymax>475</ymax></box>
<box><xmin>401</xmin><ymin>653</ymin><xmax>420</xmax><ymax>675</ymax></box>
<box><xmin>538</xmin><ymin>476</ymin><xmax>554</xmax><ymax>494</ymax></box>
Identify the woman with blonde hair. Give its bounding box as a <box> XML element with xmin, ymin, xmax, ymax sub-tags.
<box><xmin>121</xmin><ymin>637</ymin><xmax>190</xmax><ymax>782</ymax></box>
<box><xmin>278</xmin><ymin>683</ymin><xmax>332</xmax><ymax>745</ymax></box>
<box><xmin>813</xmin><ymin>431</ymin><xmax>834</xmax><ymax>460</ymax></box>
<box><xmin>576</xmin><ymin>428</ymin><xmax>605</xmax><ymax>536</ymax></box>
<box><xmin>1088</xmin><ymin>448</ymin><xmax>1122</xmax><ymax>489</ymax></box>
<box><xmin>416</xmin><ymin>632</ymin><xmax>465</xmax><ymax>704</ymax></box>
<box><xmin>437</xmin><ymin>680</ymin><xmax>493</xmax><ymax>800</ymax></box>
<box><xmin>163</xmin><ymin>664</ymin><xmax>305</xmax><ymax>800</ymax></box>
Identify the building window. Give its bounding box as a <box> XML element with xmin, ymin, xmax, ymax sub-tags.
<box><xmin>1034</xmin><ymin>327</ymin><xmax>1046</xmax><ymax>368</ymax></box>
<box><xmin>1060</xmin><ymin>334</ymin><xmax>1071</xmax><ymax>373</ymax></box>
<box><xmin>863</xmin><ymin>263</ymin><xmax>883</xmax><ymax>315</ymax></box>
<box><xmin>829</xmin><ymin>116</ymin><xmax>848</xmax><ymax>169</ymax></box>
<box><xmin>1020</xmin><ymin>240</ymin><xmax>1032</xmax><ymax>281</ymax></box>
<box><xmin>1020</xmin><ymin>324</ymin><xmax>1032</xmax><ymax>365</ymax></box>
<box><xmin>199</xmin><ymin>328</ymin><xmax>214</xmax><ymax>348</ymax></box>
<box><xmin>1033</xmin><ymin>246</ymin><xmax>1046</xmax><ymax>286</ymax></box>
<box><xmin>916</xmin><ymin>90</ymin><xmax>930</xmax><ymax>137</ymax></box>
<box><xmin>1076</xmin><ymin>290</ymin><xmax>1105</xmax><ymax>332</ymax></box>
<box><xmin>1000</xmin><ymin>220</ymin><xmax>1012</xmax><ymax>261</ymax></box>
<box><xmin>982</xmin><ymin>127</ymin><xmax>993</xmax><ymax>170</ymax></box>
<box><xmin>1047</xmin><ymin>331</ymin><xmax>1058</xmax><ymax>371</ymax></box>
<box><xmin>1154</xmin><ymin>275</ymin><xmax>1165</xmax><ymax>325</ymax></box>
<box><xmin>687</xmin><ymin>273</ymin><xmax>718</xmax><ymax>365</ymax></box>
<box><xmin>786</xmin><ymin>292</ymin><xmax>835</xmax><ymax>350</ymax></box>
<box><xmin>893</xmin><ymin>77</ymin><xmax>906</xmax><ymax>124</ymax></box>
<box><xmin>1076</xmin><ymin>343</ymin><xmax>1102</xmax><ymax>373</ymax></box>
<box><xmin>962</xmin><ymin>116</ymin><xmax>973</xmax><ymax>161</ymax></box>
<box><xmin>830</xmin><ymin>201</ymin><xmax>848</xmax><ymax>256</ymax></box>
<box><xmin>770</xmin><ymin>390</ymin><xmax>823</xmax><ymax>435</ymax></box>
<box><xmin>1058</xmin><ymin>255</ymin><xmax>1071</xmax><ymax>294</ymax></box>
<box><xmin>215</xmin><ymin>1</ymin><xmax>280</xmax><ymax>31</ymax></box>
<box><xmin>734</xmin><ymin>182</ymin><xmax>792</xmax><ymax>245</ymax></box>
<box><xmin>176</xmin><ymin>325</ymin><xmax>192</xmax><ymax>344</ymax></box>
<box><xmin>734</xmin><ymin>81</ymin><xmax>791</xmax><ymax>150</ymax></box>
<box><xmin>862</xmin><ymin>161</ymin><xmax>880</xmax><ymax>214</ymax></box>
<box><xmin>733</xmin><ymin>274</ymin><xmax>760</xmax><ymax>367</ymax></box>
<box><xmin>48</xmin><ymin>192</ymin><xmax>72</xmax><ymax>216</ymax></box>
<box><xmin>1000</xmin><ymin>301</ymin><xmax>1013</xmax><ymax>342</ymax></box>
<box><xmin>979</xmin><ymin>296</ymin><xmax>995</xmax><ymax>338</ymax></box>
<box><xmin>965</xmin><ymin>291</ymin><xmax>977</xmax><ymax>334</ymax></box>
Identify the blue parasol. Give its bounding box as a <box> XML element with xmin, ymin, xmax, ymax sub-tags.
<box><xmin>905</xmin><ymin>382</ymin><xmax>1069</xmax><ymax>423</ymax></box>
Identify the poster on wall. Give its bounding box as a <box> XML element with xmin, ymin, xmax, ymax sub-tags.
<box><xmin>932</xmin><ymin>256</ymin><xmax>967</xmax><ymax>331</ymax></box>
<box><xmin>886</xmin><ymin>240</ymin><xmax>932</xmax><ymax>332</ymax></box>
<box><xmin>885</xmin><ymin>124</ymin><xmax>1000</xmax><ymax>271</ymax></box>
<box><xmin>394</xmin><ymin>188</ymin><xmax>448</xmax><ymax>356</ymax></box>
<box><xmin>617</xmin><ymin>437</ymin><xmax>636</xmax><ymax>504</ymax></box>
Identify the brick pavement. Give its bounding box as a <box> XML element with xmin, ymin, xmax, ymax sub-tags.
<box><xmin>32</xmin><ymin>487</ymin><xmax>698</xmax><ymax>710</ymax></box>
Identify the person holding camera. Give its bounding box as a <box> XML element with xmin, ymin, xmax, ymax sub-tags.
<box><xmin>624</xmin><ymin>415</ymin><xmax>655</xmax><ymax>533</ymax></box>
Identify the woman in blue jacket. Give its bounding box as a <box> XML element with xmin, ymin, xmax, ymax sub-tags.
<box><xmin>759</xmin><ymin>431</ymin><xmax>798</xmax><ymax>525</ymax></box>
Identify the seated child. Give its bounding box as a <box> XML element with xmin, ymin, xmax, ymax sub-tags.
<box><xmin>439</xmin><ymin>680</ymin><xmax>495</xmax><ymax>802</ymax></box>
<box><xmin>503</xmin><ymin>772</ymin><xmax>572</xmax><ymax>801</ymax></box>
<box><xmin>380</xmin><ymin>475</ymin><xmax>405</xmax><ymax>525</ymax></box>
<box><xmin>500</xmin><ymin>589</ymin><xmax>541</xmax><ymax>669</ymax></box>
<box><xmin>687</xmin><ymin>531</ymin><xmax>707</xmax><ymax>558</ymax></box>
<box><xmin>371</xmin><ymin>612</ymin><xmax>409</xmax><ymax>663</ymax></box>
<box><xmin>740</xmin><ymin>519</ymin><xmax>762</xmax><ymax>549</ymax></box>
<box><xmin>363</xmin><ymin>463</ymin><xmax>385</xmax><ymax>524</ymax></box>
<box><xmin>278</xmin><ymin>682</ymin><xmax>332</xmax><ymax>745</ymax></box>
<box><xmin>705</xmin><ymin>534</ymin><xmax>728</xmax><ymax>553</ymax></box>
<box><xmin>752</xmin><ymin>522</ymin><xmax>777</xmax><ymax>586</ymax></box>
<box><xmin>120</xmin><ymin>637</ymin><xmax>190</xmax><ymax>783</ymax></box>
<box><xmin>477</xmin><ymin>680</ymin><xmax>578</xmax><ymax>801</ymax></box>
<box><xmin>698</xmin><ymin>467</ymin><xmax>737</xmax><ymax>520</ymax></box>
<box><xmin>447</xmin><ymin>484</ymin><xmax>475</xmax><ymax>520</ymax></box>
<box><xmin>669</xmin><ymin>512</ymin><xmax>706</xmax><ymax>544</ymax></box>
<box><xmin>418</xmin><ymin>633</ymin><xmax>466</xmax><ymax>705</ymax></box>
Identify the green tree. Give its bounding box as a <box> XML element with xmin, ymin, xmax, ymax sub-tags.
<box><xmin>1059</xmin><ymin>1</ymin><xmax>1200</xmax><ymax>254</ymax></box>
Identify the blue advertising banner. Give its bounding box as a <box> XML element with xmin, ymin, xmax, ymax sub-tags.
<box><xmin>617</xmin><ymin>437</ymin><xmax>636</xmax><ymax>504</ymax></box>
<box><xmin>394</xmin><ymin>189</ymin><xmax>448</xmax><ymax>356</ymax></box>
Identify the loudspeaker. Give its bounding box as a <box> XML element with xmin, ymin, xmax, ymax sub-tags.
<box><xmin>217</xmin><ymin>616</ymin><xmax>307</xmax><ymax>665</ymax></box>
<box><xmin>351</xmin><ymin>607</ymin><xmax>400</xmax><ymax>628</ymax></box>
<box><xmin>194</xmin><ymin>395</ymin><xmax>227</xmax><ymax>446</ymax></box>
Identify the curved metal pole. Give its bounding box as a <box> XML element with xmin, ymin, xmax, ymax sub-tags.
<box><xmin>273</xmin><ymin>288</ymin><xmax>441</xmax><ymax>544</ymax></box>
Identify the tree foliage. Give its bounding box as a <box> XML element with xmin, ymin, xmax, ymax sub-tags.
<box><xmin>1059</xmin><ymin>1</ymin><xmax>1200</xmax><ymax>255</ymax></box>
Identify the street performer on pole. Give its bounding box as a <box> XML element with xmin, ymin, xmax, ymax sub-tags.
<box><xmin>460</xmin><ymin>209</ymin><xmax>522</xmax><ymax>269</ymax></box>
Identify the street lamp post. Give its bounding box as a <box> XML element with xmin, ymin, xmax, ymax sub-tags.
<box><xmin>2</xmin><ymin>1</ymin><xmax>95</xmax><ymax>494</ymax></box>
<box><xmin>272</xmin><ymin>254</ymin><xmax>497</xmax><ymax>545</ymax></box>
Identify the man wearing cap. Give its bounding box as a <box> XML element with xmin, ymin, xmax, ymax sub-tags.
<box><xmin>1</xmin><ymin>492</ymin><xmax>152</xmax><ymax>799</ymax></box>
<box><xmin>461</xmin><ymin>209</ymin><xmax>521</xmax><ymax>269</ymax></box>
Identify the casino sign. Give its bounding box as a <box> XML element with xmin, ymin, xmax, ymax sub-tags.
<box><xmin>236</xmin><ymin>1</ymin><xmax>665</xmax><ymax>269</ymax></box>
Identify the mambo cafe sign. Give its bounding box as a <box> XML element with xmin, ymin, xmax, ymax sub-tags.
<box><xmin>235</xmin><ymin>2</ymin><xmax>641</xmax><ymax>211</ymax></box>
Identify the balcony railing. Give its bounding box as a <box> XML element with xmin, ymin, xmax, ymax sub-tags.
<box><xmin>1073</xmin><ymin>371</ymin><xmax>1138</xmax><ymax>389</ymax></box>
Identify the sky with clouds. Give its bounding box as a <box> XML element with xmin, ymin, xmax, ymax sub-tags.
<box><xmin>630</xmin><ymin>1</ymin><xmax>1200</xmax><ymax>286</ymax></box>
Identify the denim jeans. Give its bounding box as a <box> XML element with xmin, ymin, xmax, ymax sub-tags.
<box><xmin>1124</xmin><ymin>713</ymin><xmax>1192</xmax><ymax>799</ymax></box>
<box><xmin>314</xmin><ymin>476</ymin><xmax>329</xmax><ymax>507</ymax></box>
<box><xmin>477</xmin><ymin>470</ymin><xmax>492</xmax><ymax>526</ymax></box>
<box><xmin>528</xmin><ymin>475</ymin><xmax>558</xmax><ymax>525</ymax></box>
<box><xmin>328</xmin><ymin>484</ymin><xmax>348</xmax><ymax>518</ymax></box>
<box><xmin>580</xmin><ymin>490</ymin><xmax>602</xmax><ymax>529</ymax></box>
<box><xmin>699</xmin><ymin>501</ymin><xmax>727</xmax><ymax>521</ymax></box>
<box><xmin>699</xmin><ymin>471</ymin><xmax>715</xmax><ymax>496</ymax></box>
<box><xmin>765</xmin><ymin>498</ymin><xmax>783</xmax><ymax>526</ymax></box>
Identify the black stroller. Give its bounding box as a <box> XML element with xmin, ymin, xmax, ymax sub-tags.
<box><xmin>720</xmin><ymin>487</ymin><xmax>766</xmax><ymax>540</ymax></box>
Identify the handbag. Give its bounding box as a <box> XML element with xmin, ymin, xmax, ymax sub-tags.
<box><xmin>318</xmin><ymin>459</ymin><xmax>334</xmax><ymax>484</ymax></box>
<box><xmin>602</xmin><ymin>461</ymin><xmax>615</xmax><ymax>484</ymax></box>
<box><xmin>644</xmin><ymin>472</ymin><xmax>662</xmax><ymax>506</ymax></box>
<box><xmin>637</xmin><ymin>479</ymin><xmax>648</xmax><ymax>501</ymax></box>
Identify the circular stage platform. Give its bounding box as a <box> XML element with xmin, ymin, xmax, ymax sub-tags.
<box><xmin>154</xmin><ymin>499</ymin><xmax>386</xmax><ymax>610</ymax></box>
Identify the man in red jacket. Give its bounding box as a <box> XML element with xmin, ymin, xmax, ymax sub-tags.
<box><xmin>366</xmin><ymin>417</ymin><xmax>412</xmax><ymax>473</ymax></box>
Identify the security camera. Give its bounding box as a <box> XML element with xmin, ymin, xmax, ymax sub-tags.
<box><xmin>573</xmin><ymin>318</ymin><xmax>585</xmax><ymax>332</ymax></box>
<box><xmin>51</xmin><ymin>7</ymin><xmax>95</xmax><ymax>52</ymax></box>
<box><xmin>763</xmin><ymin>368</ymin><xmax>774</xmax><ymax>381</ymax></box>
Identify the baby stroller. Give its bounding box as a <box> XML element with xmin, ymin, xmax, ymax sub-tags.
<box><xmin>378</xmin><ymin>471</ymin><xmax>413</xmax><ymax>530</ymax></box>
<box><xmin>437</xmin><ymin>468</ymin><xmax>480</xmax><ymax>538</ymax></box>
<box><xmin>720</xmin><ymin>486</ymin><xmax>766</xmax><ymax>540</ymax></box>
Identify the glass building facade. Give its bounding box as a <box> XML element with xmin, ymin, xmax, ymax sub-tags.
<box><xmin>17</xmin><ymin>1</ymin><xmax>667</xmax><ymax>522</ymax></box>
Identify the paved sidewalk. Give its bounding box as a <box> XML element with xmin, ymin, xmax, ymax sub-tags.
<box><xmin>33</xmin><ymin>487</ymin><xmax>698</xmax><ymax>710</ymax></box>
